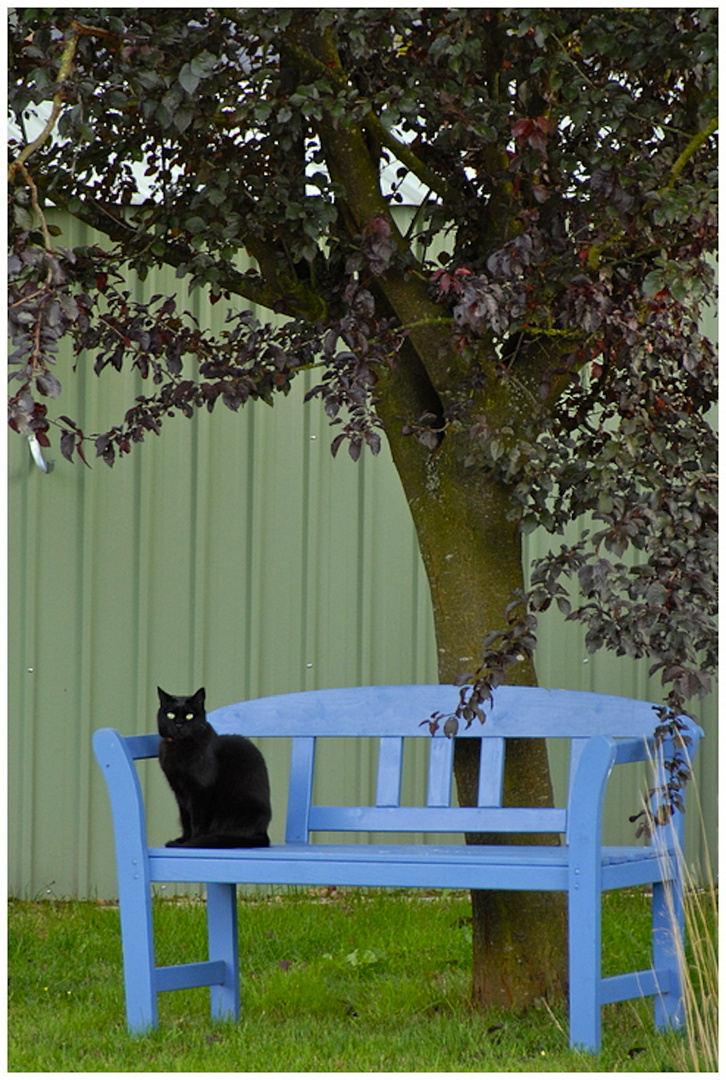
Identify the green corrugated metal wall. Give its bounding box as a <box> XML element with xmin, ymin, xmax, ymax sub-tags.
<box><xmin>8</xmin><ymin>216</ymin><xmax>717</xmax><ymax>898</ymax></box>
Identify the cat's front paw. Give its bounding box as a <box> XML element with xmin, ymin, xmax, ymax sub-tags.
<box><xmin>165</xmin><ymin>837</ymin><xmax>186</xmax><ymax>847</ymax></box>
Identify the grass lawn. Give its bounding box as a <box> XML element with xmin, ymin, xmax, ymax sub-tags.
<box><xmin>8</xmin><ymin>886</ymin><xmax>716</xmax><ymax>1072</ymax></box>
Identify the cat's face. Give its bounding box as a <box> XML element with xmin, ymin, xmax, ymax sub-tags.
<box><xmin>157</xmin><ymin>686</ymin><xmax>206</xmax><ymax>739</ymax></box>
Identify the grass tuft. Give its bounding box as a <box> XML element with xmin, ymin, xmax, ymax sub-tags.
<box><xmin>8</xmin><ymin>886</ymin><xmax>716</xmax><ymax>1072</ymax></box>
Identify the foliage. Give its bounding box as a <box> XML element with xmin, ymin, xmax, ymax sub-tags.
<box><xmin>8</xmin><ymin>8</ymin><xmax>717</xmax><ymax>825</ymax></box>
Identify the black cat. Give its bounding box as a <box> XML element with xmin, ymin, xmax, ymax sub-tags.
<box><xmin>157</xmin><ymin>687</ymin><xmax>271</xmax><ymax>848</ymax></box>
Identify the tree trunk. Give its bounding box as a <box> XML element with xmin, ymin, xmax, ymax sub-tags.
<box><xmin>310</xmin><ymin>26</ymin><xmax>571</xmax><ymax>997</ymax></box>
<box><xmin>376</xmin><ymin>371</ymin><xmax>568</xmax><ymax>1008</ymax></box>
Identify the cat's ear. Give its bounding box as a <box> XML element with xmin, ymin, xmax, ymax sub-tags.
<box><xmin>193</xmin><ymin>687</ymin><xmax>206</xmax><ymax>710</ymax></box>
<box><xmin>157</xmin><ymin>687</ymin><xmax>170</xmax><ymax>704</ymax></box>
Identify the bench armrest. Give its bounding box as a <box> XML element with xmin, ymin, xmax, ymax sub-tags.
<box><xmin>123</xmin><ymin>733</ymin><xmax>160</xmax><ymax>760</ymax></box>
<box><xmin>612</xmin><ymin>736</ymin><xmax>651</xmax><ymax>764</ymax></box>
<box><xmin>93</xmin><ymin>728</ymin><xmax>150</xmax><ymax>874</ymax></box>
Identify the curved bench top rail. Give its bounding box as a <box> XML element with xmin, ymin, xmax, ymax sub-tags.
<box><xmin>107</xmin><ymin>687</ymin><xmax>702</xmax><ymax>762</ymax></box>
<box><xmin>208</xmin><ymin>684</ymin><xmax>701</xmax><ymax>741</ymax></box>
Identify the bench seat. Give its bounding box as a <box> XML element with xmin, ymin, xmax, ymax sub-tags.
<box><xmin>147</xmin><ymin>842</ymin><xmax>673</xmax><ymax>891</ymax></box>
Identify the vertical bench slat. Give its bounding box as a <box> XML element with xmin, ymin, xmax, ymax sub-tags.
<box><xmin>285</xmin><ymin>737</ymin><xmax>316</xmax><ymax>843</ymax></box>
<box><xmin>427</xmin><ymin>738</ymin><xmax>454</xmax><ymax>806</ymax></box>
<box><xmin>376</xmin><ymin>738</ymin><xmax>404</xmax><ymax>806</ymax></box>
<box><xmin>478</xmin><ymin>737</ymin><xmax>504</xmax><ymax>806</ymax></box>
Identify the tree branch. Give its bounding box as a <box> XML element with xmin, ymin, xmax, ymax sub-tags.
<box><xmin>41</xmin><ymin>175</ymin><xmax>326</xmax><ymax>320</ymax></box>
<box><xmin>8</xmin><ymin>30</ymin><xmax>79</xmax><ymax>178</ymax></box>
<box><xmin>365</xmin><ymin>112</ymin><xmax>457</xmax><ymax>206</ymax></box>
<box><xmin>9</xmin><ymin>18</ymin><xmax>122</xmax><ymax>179</ymax></box>
<box><xmin>663</xmin><ymin>116</ymin><xmax>718</xmax><ymax>190</ymax></box>
<box><xmin>289</xmin><ymin>25</ymin><xmax>471</xmax><ymax>399</ymax></box>
<box><xmin>280</xmin><ymin>36</ymin><xmax>457</xmax><ymax>205</ymax></box>
<box><xmin>12</xmin><ymin>163</ymin><xmax>55</xmax><ymax>256</ymax></box>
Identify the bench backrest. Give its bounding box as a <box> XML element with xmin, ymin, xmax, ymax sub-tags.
<box><xmin>206</xmin><ymin>685</ymin><xmax>701</xmax><ymax>844</ymax></box>
<box><xmin>118</xmin><ymin>686</ymin><xmax>701</xmax><ymax>846</ymax></box>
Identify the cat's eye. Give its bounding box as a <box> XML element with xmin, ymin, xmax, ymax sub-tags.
<box><xmin>185</xmin><ymin>713</ymin><xmax>194</xmax><ymax>720</ymax></box>
<box><xmin>166</xmin><ymin>712</ymin><xmax>175</xmax><ymax>720</ymax></box>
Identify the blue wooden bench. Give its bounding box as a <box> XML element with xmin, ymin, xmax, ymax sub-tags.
<box><xmin>93</xmin><ymin>684</ymin><xmax>702</xmax><ymax>1051</ymax></box>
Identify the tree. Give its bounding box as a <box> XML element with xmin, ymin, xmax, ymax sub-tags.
<box><xmin>8</xmin><ymin>8</ymin><xmax>717</xmax><ymax>1010</ymax></box>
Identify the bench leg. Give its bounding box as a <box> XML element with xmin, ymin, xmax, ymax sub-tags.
<box><xmin>568</xmin><ymin>879</ymin><xmax>602</xmax><ymax>1051</ymax></box>
<box><xmin>206</xmin><ymin>882</ymin><xmax>240</xmax><ymax>1022</ymax></box>
<box><xmin>652</xmin><ymin>878</ymin><xmax>685</xmax><ymax>1031</ymax></box>
<box><xmin>118</xmin><ymin>877</ymin><xmax>158</xmax><ymax>1033</ymax></box>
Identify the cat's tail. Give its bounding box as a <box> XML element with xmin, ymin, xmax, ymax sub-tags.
<box><xmin>171</xmin><ymin>832</ymin><xmax>271</xmax><ymax>849</ymax></box>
